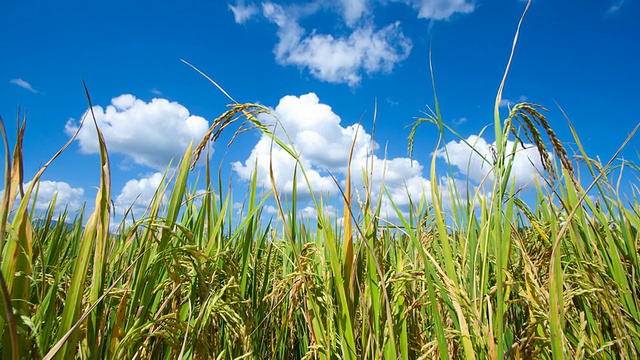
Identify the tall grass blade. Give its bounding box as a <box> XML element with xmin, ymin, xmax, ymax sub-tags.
<box><xmin>53</xmin><ymin>81</ymin><xmax>112</xmax><ymax>359</ymax></box>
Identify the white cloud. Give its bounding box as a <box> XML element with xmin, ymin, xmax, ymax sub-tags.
<box><xmin>338</xmin><ymin>0</ymin><xmax>369</xmax><ymax>26</ymax></box>
<box><xmin>10</xmin><ymin>78</ymin><xmax>39</xmax><ymax>93</ymax></box>
<box><xmin>263</xmin><ymin>204</ymin><xmax>279</xmax><ymax>215</ymax></box>
<box><xmin>231</xmin><ymin>128</ymin><xmax>340</xmax><ymax>196</ymax></box>
<box><xmin>232</xmin><ymin>93</ymin><xmax>441</xmax><ymax>218</ymax></box>
<box><xmin>398</xmin><ymin>0</ymin><xmax>476</xmax><ymax>20</ymax></box>
<box><xmin>263</xmin><ymin>2</ymin><xmax>412</xmax><ymax>86</ymax></box>
<box><xmin>235</xmin><ymin>1</ymin><xmax>477</xmax><ymax>85</ymax></box>
<box><xmin>436</xmin><ymin>135</ymin><xmax>547</xmax><ymax>188</ymax></box>
<box><xmin>1</xmin><ymin>180</ymin><xmax>85</xmax><ymax>213</ymax></box>
<box><xmin>230</xmin><ymin>93</ymin><xmax>503</xmax><ymax>225</ymax></box>
<box><xmin>65</xmin><ymin>94</ymin><xmax>210</xmax><ymax>170</ymax></box>
<box><xmin>114</xmin><ymin>172</ymin><xmax>165</xmax><ymax>217</ymax></box>
<box><xmin>232</xmin><ymin>93</ymin><xmax>373</xmax><ymax>194</ymax></box>
<box><xmin>33</xmin><ymin>181</ymin><xmax>85</xmax><ymax>212</ymax></box>
<box><xmin>298</xmin><ymin>204</ymin><xmax>338</xmax><ymax>219</ymax></box>
<box><xmin>375</xmin><ymin>174</ymin><xmax>468</xmax><ymax>220</ymax></box>
<box><xmin>151</xmin><ymin>88</ymin><xmax>163</xmax><ymax>96</ymax></box>
<box><xmin>229</xmin><ymin>1</ymin><xmax>259</xmax><ymax>24</ymax></box>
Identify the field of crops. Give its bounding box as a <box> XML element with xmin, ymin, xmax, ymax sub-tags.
<box><xmin>1</xmin><ymin>8</ymin><xmax>639</xmax><ymax>360</ymax></box>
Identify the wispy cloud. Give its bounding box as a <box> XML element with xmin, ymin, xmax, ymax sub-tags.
<box><xmin>386</xmin><ymin>97</ymin><xmax>399</xmax><ymax>107</ymax></box>
<box><xmin>499</xmin><ymin>95</ymin><xmax>528</xmax><ymax>108</ymax></box>
<box><xmin>151</xmin><ymin>88</ymin><xmax>163</xmax><ymax>96</ymax></box>
<box><xmin>606</xmin><ymin>0</ymin><xmax>625</xmax><ymax>14</ymax></box>
<box><xmin>10</xmin><ymin>78</ymin><xmax>39</xmax><ymax>93</ymax></box>
<box><xmin>453</xmin><ymin>117</ymin><xmax>468</xmax><ymax>126</ymax></box>
<box><xmin>393</xmin><ymin>0</ymin><xmax>476</xmax><ymax>20</ymax></box>
<box><xmin>229</xmin><ymin>1</ymin><xmax>259</xmax><ymax>24</ymax></box>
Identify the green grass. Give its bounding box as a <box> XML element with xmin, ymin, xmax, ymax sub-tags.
<box><xmin>1</xmin><ymin>5</ymin><xmax>640</xmax><ymax>359</ymax></box>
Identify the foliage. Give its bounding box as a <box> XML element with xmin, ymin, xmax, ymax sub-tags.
<box><xmin>1</xmin><ymin>3</ymin><xmax>639</xmax><ymax>359</ymax></box>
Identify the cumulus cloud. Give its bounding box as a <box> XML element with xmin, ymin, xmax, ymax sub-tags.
<box><xmin>65</xmin><ymin>94</ymin><xmax>210</xmax><ymax>170</ymax></box>
<box><xmin>436</xmin><ymin>135</ymin><xmax>547</xmax><ymax>188</ymax></box>
<box><xmin>32</xmin><ymin>181</ymin><xmax>85</xmax><ymax>212</ymax></box>
<box><xmin>1</xmin><ymin>180</ymin><xmax>85</xmax><ymax>213</ymax></box>
<box><xmin>232</xmin><ymin>93</ymin><xmax>529</xmax><ymax>223</ymax></box>
<box><xmin>263</xmin><ymin>2</ymin><xmax>411</xmax><ymax>86</ymax></box>
<box><xmin>230</xmin><ymin>0</ymin><xmax>477</xmax><ymax>85</ymax></box>
<box><xmin>10</xmin><ymin>78</ymin><xmax>39</xmax><ymax>93</ymax></box>
<box><xmin>231</xmin><ymin>93</ymin><xmax>438</xmax><ymax>218</ymax></box>
<box><xmin>232</xmin><ymin>93</ymin><xmax>371</xmax><ymax>193</ymax></box>
<box><xmin>298</xmin><ymin>204</ymin><xmax>338</xmax><ymax>219</ymax></box>
<box><xmin>114</xmin><ymin>172</ymin><xmax>165</xmax><ymax>217</ymax></box>
<box><xmin>263</xmin><ymin>204</ymin><xmax>279</xmax><ymax>215</ymax></box>
<box><xmin>229</xmin><ymin>0</ymin><xmax>259</xmax><ymax>24</ymax></box>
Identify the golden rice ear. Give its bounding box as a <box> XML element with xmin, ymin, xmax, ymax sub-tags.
<box><xmin>536</xmin><ymin>110</ymin><xmax>577</xmax><ymax>186</ymax></box>
<box><xmin>191</xmin><ymin>103</ymin><xmax>270</xmax><ymax>170</ymax></box>
<box><xmin>507</xmin><ymin>103</ymin><xmax>576</xmax><ymax>186</ymax></box>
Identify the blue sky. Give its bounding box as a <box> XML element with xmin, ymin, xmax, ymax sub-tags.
<box><xmin>1</xmin><ymin>0</ymin><xmax>638</xmax><ymax>222</ymax></box>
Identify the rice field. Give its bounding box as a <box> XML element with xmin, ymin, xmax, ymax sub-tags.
<box><xmin>1</xmin><ymin>7</ymin><xmax>639</xmax><ymax>360</ymax></box>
